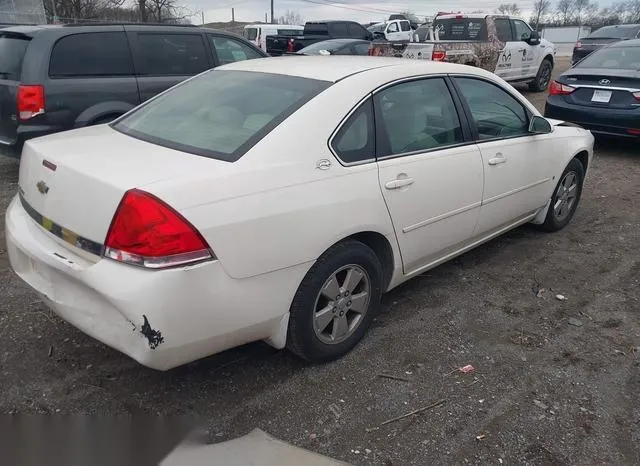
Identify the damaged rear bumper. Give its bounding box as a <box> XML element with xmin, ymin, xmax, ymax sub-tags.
<box><xmin>5</xmin><ymin>195</ymin><xmax>306</xmax><ymax>370</ymax></box>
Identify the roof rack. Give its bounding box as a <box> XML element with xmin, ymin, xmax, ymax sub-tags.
<box><xmin>63</xmin><ymin>22</ymin><xmax>197</xmax><ymax>27</ymax></box>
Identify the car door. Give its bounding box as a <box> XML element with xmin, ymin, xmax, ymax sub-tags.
<box><xmin>373</xmin><ymin>77</ymin><xmax>484</xmax><ymax>274</ymax></box>
<box><xmin>385</xmin><ymin>21</ymin><xmax>402</xmax><ymax>41</ymax></box>
<box><xmin>399</xmin><ymin>20</ymin><xmax>412</xmax><ymax>40</ymax></box>
<box><xmin>452</xmin><ymin>76</ymin><xmax>557</xmax><ymax>236</ymax></box>
<box><xmin>493</xmin><ymin>17</ymin><xmax>517</xmax><ymax>80</ymax></box>
<box><xmin>128</xmin><ymin>30</ymin><xmax>212</xmax><ymax>103</ymax></box>
<box><xmin>511</xmin><ymin>19</ymin><xmax>539</xmax><ymax>79</ymax></box>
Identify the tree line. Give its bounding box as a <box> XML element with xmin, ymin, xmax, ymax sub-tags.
<box><xmin>497</xmin><ymin>0</ymin><xmax>640</xmax><ymax>29</ymax></box>
<box><xmin>42</xmin><ymin>0</ymin><xmax>189</xmax><ymax>24</ymax></box>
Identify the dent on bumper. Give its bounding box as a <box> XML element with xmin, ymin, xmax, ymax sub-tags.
<box><xmin>5</xmin><ymin>196</ymin><xmax>309</xmax><ymax>370</ymax></box>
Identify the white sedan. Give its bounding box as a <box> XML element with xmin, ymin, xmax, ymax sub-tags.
<box><xmin>6</xmin><ymin>57</ymin><xmax>594</xmax><ymax>370</ymax></box>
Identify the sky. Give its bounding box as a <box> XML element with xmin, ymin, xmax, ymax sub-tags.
<box><xmin>183</xmin><ymin>0</ymin><xmax>542</xmax><ymax>24</ymax></box>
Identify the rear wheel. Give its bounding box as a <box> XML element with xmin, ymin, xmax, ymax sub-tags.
<box><xmin>287</xmin><ymin>240</ymin><xmax>383</xmax><ymax>362</ymax></box>
<box><xmin>539</xmin><ymin>158</ymin><xmax>584</xmax><ymax>232</ymax></box>
<box><xmin>528</xmin><ymin>58</ymin><xmax>553</xmax><ymax>92</ymax></box>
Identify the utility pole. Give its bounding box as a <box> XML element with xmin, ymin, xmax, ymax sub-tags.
<box><xmin>201</xmin><ymin>11</ymin><xmax>205</xmax><ymax>25</ymax></box>
<box><xmin>231</xmin><ymin>8</ymin><xmax>235</xmax><ymax>23</ymax></box>
<box><xmin>51</xmin><ymin>0</ymin><xmax>58</xmax><ymax>24</ymax></box>
<box><xmin>270</xmin><ymin>0</ymin><xmax>274</xmax><ymax>24</ymax></box>
<box><xmin>265</xmin><ymin>12</ymin><xmax>267</xmax><ymax>23</ymax></box>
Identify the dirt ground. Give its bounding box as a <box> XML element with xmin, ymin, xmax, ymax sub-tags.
<box><xmin>1</xmin><ymin>58</ymin><xmax>639</xmax><ymax>465</ymax></box>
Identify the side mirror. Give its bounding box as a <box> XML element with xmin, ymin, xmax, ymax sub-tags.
<box><xmin>527</xmin><ymin>30</ymin><xmax>541</xmax><ymax>45</ymax></box>
<box><xmin>529</xmin><ymin>115</ymin><xmax>552</xmax><ymax>134</ymax></box>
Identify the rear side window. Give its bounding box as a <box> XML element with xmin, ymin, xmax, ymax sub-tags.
<box><xmin>433</xmin><ymin>18</ymin><xmax>488</xmax><ymax>41</ymax></box>
<box><xmin>49</xmin><ymin>32</ymin><xmax>133</xmax><ymax>77</ymax></box>
<box><xmin>400</xmin><ymin>21</ymin><xmax>411</xmax><ymax>32</ymax></box>
<box><xmin>245</xmin><ymin>28</ymin><xmax>257</xmax><ymax>40</ymax></box>
<box><xmin>494</xmin><ymin>18</ymin><xmax>513</xmax><ymax>42</ymax></box>
<box><xmin>113</xmin><ymin>70</ymin><xmax>330</xmax><ymax>162</ymax></box>
<box><xmin>0</xmin><ymin>34</ymin><xmax>29</xmax><ymax>81</ymax></box>
<box><xmin>135</xmin><ymin>33</ymin><xmax>209</xmax><ymax>76</ymax></box>
<box><xmin>331</xmin><ymin>23</ymin><xmax>349</xmax><ymax>37</ymax></box>
<box><xmin>331</xmin><ymin>99</ymin><xmax>375</xmax><ymax>164</ymax></box>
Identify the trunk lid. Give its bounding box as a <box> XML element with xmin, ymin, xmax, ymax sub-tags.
<box><xmin>18</xmin><ymin>125</ymin><xmax>231</xmax><ymax>251</ymax></box>
<box><xmin>0</xmin><ymin>32</ymin><xmax>30</xmax><ymax>145</ymax></box>
<box><xmin>560</xmin><ymin>68</ymin><xmax>640</xmax><ymax>109</ymax></box>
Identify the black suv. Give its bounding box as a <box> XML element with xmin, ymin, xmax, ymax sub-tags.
<box><xmin>0</xmin><ymin>23</ymin><xmax>267</xmax><ymax>157</ymax></box>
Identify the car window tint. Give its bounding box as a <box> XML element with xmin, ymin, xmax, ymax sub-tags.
<box><xmin>135</xmin><ymin>33</ymin><xmax>208</xmax><ymax>75</ymax></box>
<box><xmin>332</xmin><ymin>99</ymin><xmax>375</xmax><ymax>163</ymax></box>
<box><xmin>245</xmin><ymin>28</ymin><xmax>257</xmax><ymax>40</ymax></box>
<box><xmin>49</xmin><ymin>32</ymin><xmax>133</xmax><ymax>77</ymax></box>
<box><xmin>0</xmin><ymin>34</ymin><xmax>29</xmax><ymax>80</ymax></box>
<box><xmin>114</xmin><ymin>70</ymin><xmax>329</xmax><ymax>162</ymax></box>
<box><xmin>455</xmin><ymin>77</ymin><xmax>529</xmax><ymax>140</ymax></box>
<box><xmin>387</xmin><ymin>22</ymin><xmax>399</xmax><ymax>33</ymax></box>
<box><xmin>375</xmin><ymin>78</ymin><xmax>463</xmax><ymax>156</ymax></box>
<box><xmin>348</xmin><ymin>23</ymin><xmax>366</xmax><ymax>38</ymax></box>
<box><xmin>400</xmin><ymin>21</ymin><xmax>411</xmax><ymax>32</ymax></box>
<box><xmin>494</xmin><ymin>18</ymin><xmax>513</xmax><ymax>42</ymax></box>
<box><xmin>331</xmin><ymin>23</ymin><xmax>348</xmax><ymax>36</ymax></box>
<box><xmin>354</xmin><ymin>43</ymin><xmax>371</xmax><ymax>55</ymax></box>
<box><xmin>512</xmin><ymin>20</ymin><xmax>532</xmax><ymax>40</ymax></box>
<box><xmin>210</xmin><ymin>35</ymin><xmax>263</xmax><ymax>65</ymax></box>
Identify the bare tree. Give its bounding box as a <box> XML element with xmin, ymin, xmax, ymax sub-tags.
<box><xmin>556</xmin><ymin>0</ymin><xmax>577</xmax><ymax>25</ymax></box>
<box><xmin>277</xmin><ymin>10</ymin><xmax>303</xmax><ymax>25</ymax></box>
<box><xmin>531</xmin><ymin>0</ymin><xmax>552</xmax><ymax>28</ymax></box>
<box><xmin>496</xmin><ymin>3</ymin><xmax>521</xmax><ymax>15</ymax></box>
<box><xmin>574</xmin><ymin>0</ymin><xmax>598</xmax><ymax>25</ymax></box>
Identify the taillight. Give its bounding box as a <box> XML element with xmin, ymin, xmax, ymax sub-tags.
<box><xmin>575</xmin><ymin>41</ymin><xmax>582</xmax><ymax>49</ymax></box>
<box><xmin>549</xmin><ymin>80</ymin><xmax>576</xmax><ymax>96</ymax></box>
<box><xmin>287</xmin><ymin>38</ymin><xmax>295</xmax><ymax>53</ymax></box>
<box><xmin>18</xmin><ymin>85</ymin><xmax>45</xmax><ymax>121</ymax></box>
<box><xmin>104</xmin><ymin>189</ymin><xmax>213</xmax><ymax>269</ymax></box>
<box><xmin>633</xmin><ymin>91</ymin><xmax>640</xmax><ymax>102</ymax></box>
<box><xmin>432</xmin><ymin>50</ymin><xmax>446</xmax><ymax>61</ymax></box>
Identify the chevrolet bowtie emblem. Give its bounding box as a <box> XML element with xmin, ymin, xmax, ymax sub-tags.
<box><xmin>36</xmin><ymin>180</ymin><xmax>49</xmax><ymax>195</ymax></box>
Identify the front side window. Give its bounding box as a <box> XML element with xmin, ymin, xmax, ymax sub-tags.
<box><xmin>375</xmin><ymin>78</ymin><xmax>464</xmax><ymax>156</ymax></box>
<box><xmin>209</xmin><ymin>35</ymin><xmax>263</xmax><ymax>65</ymax></box>
<box><xmin>455</xmin><ymin>77</ymin><xmax>529</xmax><ymax>140</ymax></box>
<box><xmin>387</xmin><ymin>22</ymin><xmax>399</xmax><ymax>33</ymax></box>
<box><xmin>49</xmin><ymin>32</ymin><xmax>133</xmax><ymax>77</ymax></box>
<box><xmin>245</xmin><ymin>28</ymin><xmax>257</xmax><ymax>40</ymax></box>
<box><xmin>494</xmin><ymin>18</ymin><xmax>513</xmax><ymax>42</ymax></box>
<box><xmin>135</xmin><ymin>33</ymin><xmax>209</xmax><ymax>76</ymax></box>
<box><xmin>512</xmin><ymin>20</ymin><xmax>532</xmax><ymax>41</ymax></box>
<box><xmin>113</xmin><ymin>70</ymin><xmax>329</xmax><ymax>162</ymax></box>
<box><xmin>331</xmin><ymin>99</ymin><xmax>375</xmax><ymax>163</ymax></box>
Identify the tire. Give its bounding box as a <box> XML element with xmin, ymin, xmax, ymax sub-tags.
<box><xmin>287</xmin><ymin>240</ymin><xmax>383</xmax><ymax>362</ymax></box>
<box><xmin>528</xmin><ymin>58</ymin><xmax>553</xmax><ymax>92</ymax></box>
<box><xmin>539</xmin><ymin>158</ymin><xmax>585</xmax><ymax>232</ymax></box>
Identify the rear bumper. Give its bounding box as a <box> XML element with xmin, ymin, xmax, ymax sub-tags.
<box><xmin>0</xmin><ymin>124</ymin><xmax>60</xmax><ymax>158</ymax></box>
<box><xmin>5</xmin><ymin>196</ymin><xmax>308</xmax><ymax>370</ymax></box>
<box><xmin>544</xmin><ymin>97</ymin><xmax>640</xmax><ymax>138</ymax></box>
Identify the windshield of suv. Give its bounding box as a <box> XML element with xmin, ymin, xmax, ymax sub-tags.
<box><xmin>0</xmin><ymin>34</ymin><xmax>29</xmax><ymax>81</ymax></box>
<box><xmin>576</xmin><ymin>46</ymin><xmax>640</xmax><ymax>70</ymax></box>
<box><xmin>113</xmin><ymin>70</ymin><xmax>330</xmax><ymax>162</ymax></box>
<box><xmin>588</xmin><ymin>26</ymin><xmax>639</xmax><ymax>39</ymax></box>
<box><xmin>432</xmin><ymin>18</ymin><xmax>488</xmax><ymax>41</ymax></box>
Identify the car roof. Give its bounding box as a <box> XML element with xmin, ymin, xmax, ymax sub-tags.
<box><xmin>598</xmin><ymin>23</ymin><xmax>640</xmax><ymax>29</ymax></box>
<box><xmin>218</xmin><ymin>55</ymin><xmax>488</xmax><ymax>83</ymax></box>
<box><xmin>609</xmin><ymin>38</ymin><xmax>640</xmax><ymax>47</ymax></box>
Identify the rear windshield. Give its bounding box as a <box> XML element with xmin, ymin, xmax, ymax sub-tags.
<box><xmin>304</xmin><ymin>23</ymin><xmax>329</xmax><ymax>35</ymax></box>
<box><xmin>0</xmin><ymin>34</ymin><xmax>29</xmax><ymax>81</ymax></box>
<box><xmin>588</xmin><ymin>26</ymin><xmax>640</xmax><ymax>39</ymax></box>
<box><xmin>576</xmin><ymin>46</ymin><xmax>640</xmax><ymax>70</ymax></box>
<box><xmin>245</xmin><ymin>28</ymin><xmax>257</xmax><ymax>40</ymax></box>
<box><xmin>433</xmin><ymin>18</ymin><xmax>488</xmax><ymax>41</ymax></box>
<box><xmin>299</xmin><ymin>41</ymin><xmax>344</xmax><ymax>54</ymax></box>
<box><xmin>113</xmin><ymin>70</ymin><xmax>330</xmax><ymax>162</ymax></box>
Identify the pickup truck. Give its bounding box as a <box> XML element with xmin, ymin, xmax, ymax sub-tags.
<box><xmin>369</xmin><ymin>14</ymin><xmax>557</xmax><ymax>92</ymax></box>
<box><xmin>266</xmin><ymin>20</ymin><xmax>373</xmax><ymax>56</ymax></box>
<box><xmin>367</xmin><ymin>19</ymin><xmax>413</xmax><ymax>42</ymax></box>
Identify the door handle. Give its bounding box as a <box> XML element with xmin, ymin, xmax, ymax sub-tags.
<box><xmin>488</xmin><ymin>153</ymin><xmax>507</xmax><ymax>165</ymax></box>
<box><xmin>385</xmin><ymin>178</ymin><xmax>414</xmax><ymax>189</ymax></box>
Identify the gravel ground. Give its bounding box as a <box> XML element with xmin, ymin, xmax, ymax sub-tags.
<box><xmin>1</xmin><ymin>58</ymin><xmax>639</xmax><ymax>465</ymax></box>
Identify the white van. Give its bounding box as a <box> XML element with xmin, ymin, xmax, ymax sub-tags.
<box><xmin>243</xmin><ymin>24</ymin><xmax>304</xmax><ymax>52</ymax></box>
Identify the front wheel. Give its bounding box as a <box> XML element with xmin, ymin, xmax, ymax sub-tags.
<box><xmin>287</xmin><ymin>240</ymin><xmax>383</xmax><ymax>362</ymax></box>
<box><xmin>539</xmin><ymin>158</ymin><xmax>585</xmax><ymax>232</ymax></box>
<box><xmin>528</xmin><ymin>58</ymin><xmax>553</xmax><ymax>92</ymax></box>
